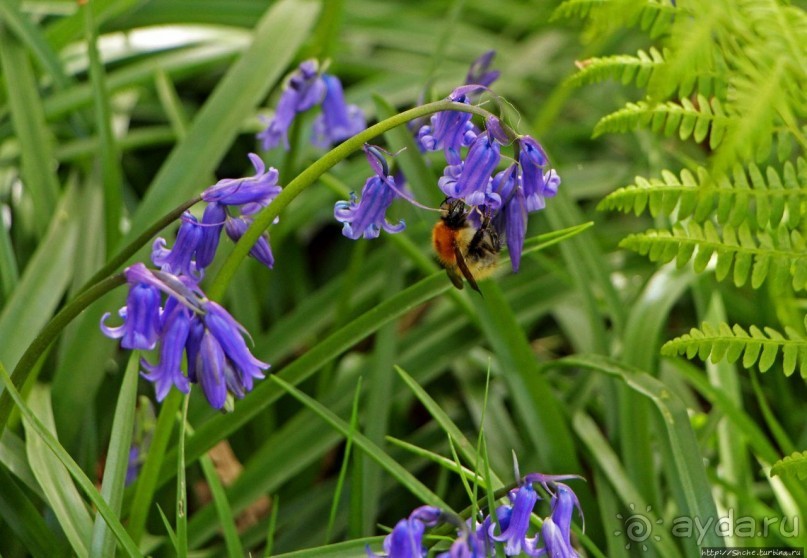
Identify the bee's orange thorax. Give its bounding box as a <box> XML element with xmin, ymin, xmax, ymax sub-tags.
<box><xmin>432</xmin><ymin>222</ymin><xmax>458</xmax><ymax>265</ymax></box>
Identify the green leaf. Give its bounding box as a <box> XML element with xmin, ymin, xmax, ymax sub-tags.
<box><xmin>0</xmin><ymin>365</ymin><xmax>142</xmax><ymax>557</ymax></box>
<box><xmin>90</xmin><ymin>354</ymin><xmax>139</xmax><ymax>558</ymax></box>
<box><xmin>24</xmin><ymin>385</ymin><xmax>93</xmax><ymax>558</ymax></box>
<box><xmin>270</xmin><ymin>374</ymin><xmax>451</xmax><ymax>511</ymax></box>
<box><xmin>550</xmin><ymin>354</ymin><xmax>723</xmax><ymax>549</ymax></box>
<box><xmin>771</xmin><ymin>451</ymin><xmax>807</xmax><ymax>481</ymax></box>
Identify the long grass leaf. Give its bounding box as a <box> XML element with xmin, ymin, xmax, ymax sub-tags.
<box><xmin>24</xmin><ymin>385</ymin><xmax>93</xmax><ymax>557</ymax></box>
<box><xmin>0</xmin><ymin>365</ymin><xmax>143</xmax><ymax>557</ymax></box>
<box><xmin>270</xmin><ymin>374</ymin><xmax>451</xmax><ymax>511</ymax></box>
<box><xmin>0</xmin><ymin>25</ymin><xmax>60</xmax><ymax>235</ymax></box>
<box><xmin>551</xmin><ymin>354</ymin><xmax>724</xmax><ymax>548</ymax></box>
<box><xmin>90</xmin><ymin>353</ymin><xmax>139</xmax><ymax>558</ymax></box>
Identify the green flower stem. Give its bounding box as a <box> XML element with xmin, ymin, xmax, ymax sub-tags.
<box><xmin>206</xmin><ymin>99</ymin><xmax>496</xmax><ymax>300</ymax></box>
<box><xmin>78</xmin><ymin>196</ymin><xmax>202</xmax><ymax>297</ymax></box>
<box><xmin>0</xmin><ymin>273</ymin><xmax>126</xmax><ymax>434</ymax></box>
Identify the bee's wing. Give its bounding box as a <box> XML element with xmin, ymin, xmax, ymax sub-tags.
<box><xmin>444</xmin><ymin>264</ymin><xmax>465</xmax><ymax>290</ymax></box>
<box><xmin>453</xmin><ymin>244</ymin><xmax>481</xmax><ymax>293</ymax></box>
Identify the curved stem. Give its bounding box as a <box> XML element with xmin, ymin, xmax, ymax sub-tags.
<box><xmin>207</xmin><ymin>99</ymin><xmax>496</xmax><ymax>300</ymax></box>
<box><xmin>0</xmin><ymin>274</ymin><xmax>127</xmax><ymax>433</ymax></box>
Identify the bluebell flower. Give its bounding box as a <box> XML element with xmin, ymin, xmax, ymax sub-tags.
<box><xmin>102</xmin><ymin>264</ymin><xmax>269</xmax><ymax>410</ymax></box>
<box><xmin>313</xmin><ymin>74</ymin><xmax>366</xmax><ymax>147</ymax></box>
<box><xmin>202</xmin><ymin>153</ymin><xmax>281</xmax><ymax>207</ymax></box>
<box><xmin>334</xmin><ymin>172</ymin><xmax>405</xmax><ymax>240</ymax></box>
<box><xmin>465</xmin><ymin>50</ymin><xmax>500</xmax><ymax>88</ymax></box>
<box><xmin>224</xmin><ymin>216</ymin><xmax>275</xmax><ymax>269</ymax></box>
<box><xmin>367</xmin><ymin>517</ymin><xmax>426</xmax><ymax>558</ymax></box>
<box><xmin>518</xmin><ymin>136</ymin><xmax>556</xmax><ymax>213</ymax></box>
<box><xmin>100</xmin><ymin>279</ymin><xmax>162</xmax><ymax>350</ymax></box>
<box><xmin>257</xmin><ymin>60</ymin><xmax>326</xmax><ymax>150</ymax></box>
<box><xmin>197</xmin><ymin>202</ymin><xmax>226</xmax><ymax>269</ymax></box>
<box><xmin>151</xmin><ymin>212</ymin><xmax>203</xmax><ymax>279</ymax></box>
<box><xmin>418</xmin><ymin>90</ymin><xmax>477</xmax><ymax>154</ymax></box>
<box><xmin>537</xmin><ymin>484</ymin><xmax>582</xmax><ymax>558</ymax></box>
<box><xmin>489</xmin><ymin>484</ymin><xmax>541</xmax><ymax>556</ymax></box>
<box><xmin>447</xmin><ymin>134</ymin><xmax>501</xmax><ymax>203</ymax></box>
<box><xmin>203</xmin><ymin>300</ymin><xmax>268</xmax><ymax>391</ymax></box>
<box><xmin>125</xmin><ymin>446</ymin><xmax>141</xmax><ymax>486</ymax></box>
<box><xmin>140</xmin><ymin>298</ymin><xmax>192</xmax><ymax>401</ymax></box>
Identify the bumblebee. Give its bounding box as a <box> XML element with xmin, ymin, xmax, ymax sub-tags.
<box><xmin>432</xmin><ymin>198</ymin><xmax>500</xmax><ymax>292</ymax></box>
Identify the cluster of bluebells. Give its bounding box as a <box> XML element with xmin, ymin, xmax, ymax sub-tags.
<box><xmin>368</xmin><ymin>473</ymin><xmax>583</xmax><ymax>558</ymax></box>
<box><xmin>101</xmin><ymin>154</ymin><xmax>283</xmax><ymax>409</ymax></box>
<box><xmin>333</xmin><ymin>51</ymin><xmax>561</xmax><ymax>273</ymax></box>
<box><xmin>257</xmin><ymin>59</ymin><xmax>365</xmax><ymax>151</ymax></box>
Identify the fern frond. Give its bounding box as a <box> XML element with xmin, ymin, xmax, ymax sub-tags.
<box><xmin>620</xmin><ymin>221</ymin><xmax>807</xmax><ymax>291</ymax></box>
<box><xmin>552</xmin><ymin>0</ymin><xmax>677</xmax><ymax>38</ymax></box>
<box><xmin>569</xmin><ymin>48</ymin><xmax>665</xmax><ymax>89</ymax></box>
<box><xmin>661</xmin><ymin>321</ymin><xmax>807</xmax><ymax>376</ymax></box>
<box><xmin>593</xmin><ymin>96</ymin><xmax>731</xmax><ymax>149</ymax></box>
<box><xmin>599</xmin><ymin>159</ymin><xmax>807</xmax><ymax>229</ymax></box>
<box><xmin>551</xmin><ymin>0</ymin><xmax>608</xmax><ymax>20</ymax></box>
<box><xmin>770</xmin><ymin>451</ymin><xmax>807</xmax><ymax>481</ymax></box>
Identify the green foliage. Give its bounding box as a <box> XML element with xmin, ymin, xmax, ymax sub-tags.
<box><xmin>599</xmin><ymin>160</ymin><xmax>807</xmax><ymax>229</ymax></box>
<box><xmin>771</xmin><ymin>451</ymin><xmax>807</xmax><ymax>481</ymax></box>
<box><xmin>564</xmin><ymin>0</ymin><xmax>807</xmax><ymax>359</ymax></box>
<box><xmin>661</xmin><ymin>321</ymin><xmax>807</xmax><ymax>377</ymax></box>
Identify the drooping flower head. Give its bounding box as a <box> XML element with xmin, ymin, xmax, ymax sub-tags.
<box><xmin>102</xmin><ymin>263</ymin><xmax>270</xmax><ymax>409</ymax></box>
<box><xmin>200</xmin><ymin>153</ymin><xmax>282</xmax><ymax>270</ymax></box>
<box><xmin>258</xmin><ymin>60</ymin><xmax>365</xmax><ymax>151</ymax></box>
<box><xmin>489</xmin><ymin>484</ymin><xmax>542</xmax><ymax>556</ymax></box>
<box><xmin>257</xmin><ymin>60</ymin><xmax>326</xmax><ymax>150</ymax></box>
<box><xmin>334</xmin><ymin>145</ymin><xmax>406</xmax><ymax>239</ymax></box>
<box><xmin>465</xmin><ymin>50</ymin><xmax>500</xmax><ymax>88</ymax></box>
<box><xmin>313</xmin><ymin>74</ymin><xmax>366</xmax><ymax>147</ymax></box>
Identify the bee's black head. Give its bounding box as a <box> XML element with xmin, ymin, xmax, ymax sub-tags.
<box><xmin>440</xmin><ymin>198</ymin><xmax>468</xmax><ymax>229</ymax></box>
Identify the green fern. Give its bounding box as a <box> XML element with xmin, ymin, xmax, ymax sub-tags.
<box><xmin>568</xmin><ymin>48</ymin><xmax>666</xmax><ymax>89</ymax></box>
<box><xmin>770</xmin><ymin>451</ymin><xmax>807</xmax><ymax>481</ymax></box>
<box><xmin>553</xmin><ymin>0</ymin><xmax>677</xmax><ymax>38</ymax></box>
<box><xmin>592</xmin><ymin>96</ymin><xmax>731</xmax><ymax>149</ymax></box>
<box><xmin>599</xmin><ymin>159</ymin><xmax>807</xmax><ymax>229</ymax></box>
<box><xmin>569</xmin><ymin>47</ymin><xmax>727</xmax><ymax>97</ymax></box>
<box><xmin>661</xmin><ymin>321</ymin><xmax>807</xmax><ymax>377</ymax></box>
<box><xmin>621</xmin><ymin>221</ymin><xmax>807</xmax><ymax>291</ymax></box>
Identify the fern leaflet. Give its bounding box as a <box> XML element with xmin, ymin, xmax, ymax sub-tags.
<box><xmin>599</xmin><ymin>158</ymin><xmax>807</xmax><ymax>229</ymax></box>
<box><xmin>770</xmin><ymin>451</ymin><xmax>807</xmax><ymax>481</ymax></box>
<box><xmin>620</xmin><ymin>221</ymin><xmax>807</xmax><ymax>291</ymax></box>
<box><xmin>593</xmin><ymin>96</ymin><xmax>731</xmax><ymax>149</ymax></box>
<box><xmin>661</xmin><ymin>321</ymin><xmax>807</xmax><ymax>377</ymax></box>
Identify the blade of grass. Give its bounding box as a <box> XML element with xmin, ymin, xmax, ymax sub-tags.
<box><xmin>0</xmin><ymin>364</ymin><xmax>143</xmax><ymax>557</ymax></box>
<box><xmin>197</xmin><ymin>451</ymin><xmax>244</xmax><ymax>557</ymax></box>
<box><xmin>360</xmin><ymin>246</ymin><xmax>402</xmax><ymax>533</ymax></box>
<box><xmin>572</xmin><ymin>411</ymin><xmax>682</xmax><ymax>558</ymax></box>
<box><xmin>90</xmin><ymin>353</ymin><xmax>139</xmax><ymax>558</ymax></box>
<box><xmin>176</xmin><ymin>396</ymin><xmax>189</xmax><ymax>558</ymax></box>
<box><xmin>126</xmin><ymin>388</ymin><xmax>182</xmax><ymax>543</ymax></box>
<box><xmin>0</xmin><ymin>23</ymin><xmax>60</xmax><ymax>235</ymax></box>
<box><xmin>0</xmin><ymin>464</ymin><xmax>62</xmax><ymax>558</ymax></box>
<box><xmin>326</xmin><ymin>378</ymin><xmax>362</xmax><ymax>543</ymax></box>
<box><xmin>82</xmin><ymin>1</ymin><xmax>123</xmax><ymax>256</ymax></box>
<box><xmin>270</xmin><ymin>374</ymin><xmax>452</xmax><ymax>511</ymax></box>
<box><xmin>0</xmin><ymin>0</ymin><xmax>69</xmax><ymax>88</ymax></box>
<box><xmin>551</xmin><ymin>354</ymin><xmax>724</xmax><ymax>548</ymax></box>
<box><xmin>394</xmin><ymin>365</ymin><xmax>504</xmax><ymax>488</ymax></box>
<box><xmin>24</xmin><ymin>385</ymin><xmax>93</xmax><ymax>557</ymax></box>
<box><xmin>619</xmin><ymin>264</ymin><xmax>697</xmax><ymax>513</ymax></box>
<box><xmin>0</xmin><ymin>192</ymin><xmax>78</xmax><ymax>369</ymax></box>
